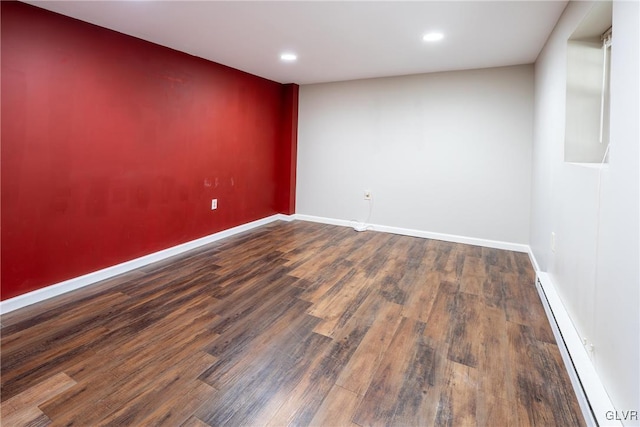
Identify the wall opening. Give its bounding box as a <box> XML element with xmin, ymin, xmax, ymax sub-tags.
<box><xmin>564</xmin><ymin>1</ymin><xmax>612</xmax><ymax>164</ymax></box>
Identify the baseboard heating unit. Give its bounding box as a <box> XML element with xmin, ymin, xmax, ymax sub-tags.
<box><xmin>535</xmin><ymin>272</ymin><xmax>621</xmax><ymax>427</ymax></box>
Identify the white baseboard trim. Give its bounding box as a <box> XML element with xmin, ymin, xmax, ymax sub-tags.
<box><xmin>0</xmin><ymin>213</ymin><xmax>294</xmax><ymax>314</ymax></box>
<box><xmin>0</xmin><ymin>211</ymin><xmax>618</xmax><ymax>427</ymax></box>
<box><xmin>2</xmin><ymin>210</ymin><xmax>520</xmax><ymax>314</ymax></box>
<box><xmin>527</xmin><ymin>247</ymin><xmax>542</xmax><ymax>272</ymax></box>
<box><xmin>294</xmin><ymin>214</ymin><xmax>352</xmax><ymax>228</ymax></box>
<box><xmin>535</xmin><ymin>270</ymin><xmax>620</xmax><ymax>427</ymax></box>
<box><xmin>295</xmin><ymin>214</ymin><xmax>529</xmax><ymax>253</ymax></box>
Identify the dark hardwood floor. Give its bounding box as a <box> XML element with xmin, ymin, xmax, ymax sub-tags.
<box><xmin>0</xmin><ymin>220</ymin><xmax>585</xmax><ymax>426</ymax></box>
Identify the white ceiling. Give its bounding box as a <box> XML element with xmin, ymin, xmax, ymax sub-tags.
<box><xmin>25</xmin><ymin>1</ymin><xmax>568</xmax><ymax>85</ymax></box>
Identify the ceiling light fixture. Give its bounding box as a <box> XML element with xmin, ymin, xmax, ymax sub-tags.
<box><xmin>422</xmin><ymin>32</ymin><xmax>444</xmax><ymax>42</ymax></box>
<box><xmin>280</xmin><ymin>53</ymin><xmax>297</xmax><ymax>62</ymax></box>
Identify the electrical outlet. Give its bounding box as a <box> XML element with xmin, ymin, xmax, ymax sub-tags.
<box><xmin>551</xmin><ymin>232</ymin><xmax>556</xmax><ymax>253</ymax></box>
<box><xmin>211</xmin><ymin>199</ymin><xmax>217</xmax><ymax>210</ymax></box>
<box><xmin>364</xmin><ymin>190</ymin><xmax>372</xmax><ymax>200</ymax></box>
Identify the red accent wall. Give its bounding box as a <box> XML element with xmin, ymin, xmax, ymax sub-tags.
<box><xmin>276</xmin><ymin>84</ymin><xmax>299</xmax><ymax>215</ymax></box>
<box><xmin>1</xmin><ymin>2</ymin><xmax>298</xmax><ymax>300</ymax></box>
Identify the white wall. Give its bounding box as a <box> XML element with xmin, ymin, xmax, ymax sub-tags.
<box><xmin>531</xmin><ymin>0</ymin><xmax>639</xmax><ymax>423</ymax></box>
<box><xmin>297</xmin><ymin>65</ymin><xmax>533</xmax><ymax>245</ymax></box>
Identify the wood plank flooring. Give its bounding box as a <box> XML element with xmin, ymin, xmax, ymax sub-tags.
<box><xmin>0</xmin><ymin>221</ymin><xmax>585</xmax><ymax>426</ymax></box>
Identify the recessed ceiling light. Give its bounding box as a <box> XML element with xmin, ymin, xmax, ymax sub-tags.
<box><xmin>422</xmin><ymin>32</ymin><xmax>444</xmax><ymax>42</ymax></box>
<box><xmin>280</xmin><ymin>53</ymin><xmax>297</xmax><ymax>62</ymax></box>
